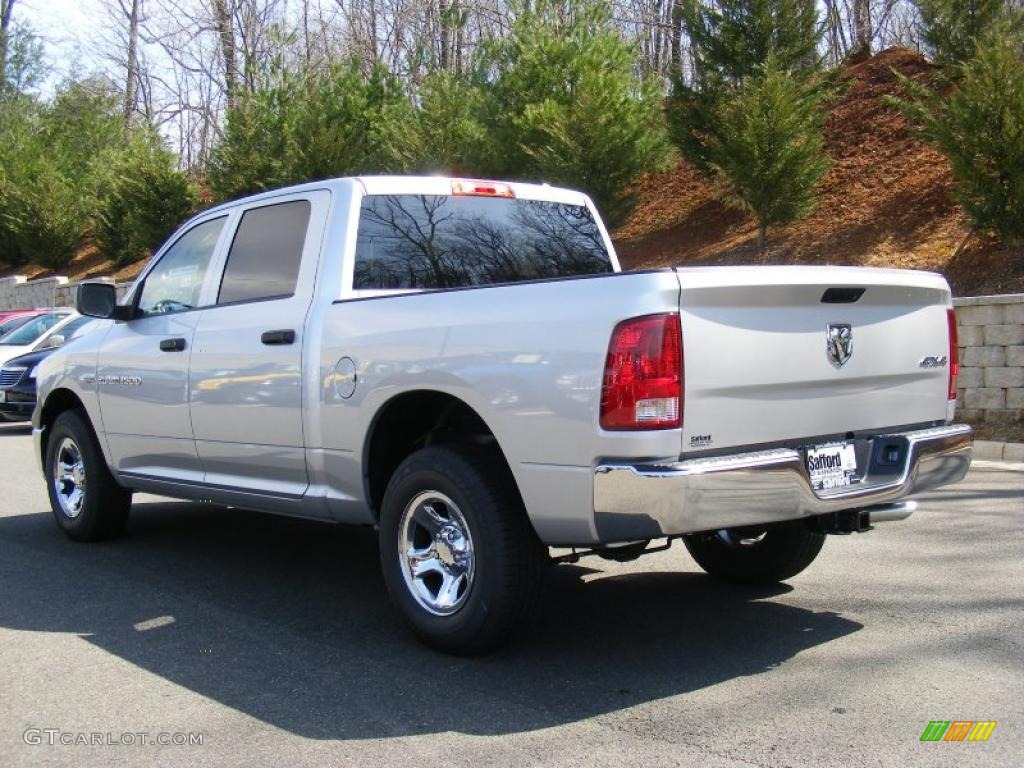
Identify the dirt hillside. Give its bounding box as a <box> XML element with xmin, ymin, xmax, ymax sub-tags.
<box><xmin>613</xmin><ymin>48</ymin><xmax>1024</xmax><ymax>297</ymax></box>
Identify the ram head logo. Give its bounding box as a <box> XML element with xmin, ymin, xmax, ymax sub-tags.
<box><xmin>826</xmin><ymin>323</ymin><xmax>853</xmax><ymax>367</ymax></box>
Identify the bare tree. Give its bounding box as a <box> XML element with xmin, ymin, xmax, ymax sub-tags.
<box><xmin>0</xmin><ymin>0</ymin><xmax>15</xmax><ymax>91</ymax></box>
<box><xmin>123</xmin><ymin>0</ymin><xmax>141</xmax><ymax>129</ymax></box>
<box><xmin>211</xmin><ymin>0</ymin><xmax>238</xmax><ymax>108</ymax></box>
<box><xmin>852</xmin><ymin>0</ymin><xmax>871</xmax><ymax>56</ymax></box>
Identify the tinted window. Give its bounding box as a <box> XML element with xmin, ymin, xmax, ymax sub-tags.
<box><xmin>139</xmin><ymin>217</ymin><xmax>226</xmax><ymax>316</ymax></box>
<box><xmin>218</xmin><ymin>201</ymin><xmax>311</xmax><ymax>304</ymax></box>
<box><xmin>353</xmin><ymin>195</ymin><xmax>612</xmax><ymax>290</ymax></box>
<box><xmin>0</xmin><ymin>313</ymin><xmax>69</xmax><ymax>345</ymax></box>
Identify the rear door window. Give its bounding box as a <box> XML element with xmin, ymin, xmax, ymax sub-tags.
<box><xmin>217</xmin><ymin>200</ymin><xmax>311</xmax><ymax>305</ymax></box>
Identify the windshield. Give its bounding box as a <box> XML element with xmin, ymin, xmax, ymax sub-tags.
<box><xmin>354</xmin><ymin>194</ymin><xmax>613</xmax><ymax>290</ymax></box>
<box><xmin>0</xmin><ymin>315</ymin><xmax>34</xmax><ymax>339</ymax></box>
<box><xmin>0</xmin><ymin>313</ymin><xmax>69</xmax><ymax>345</ymax></box>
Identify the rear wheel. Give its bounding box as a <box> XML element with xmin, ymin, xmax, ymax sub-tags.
<box><xmin>683</xmin><ymin>521</ymin><xmax>825</xmax><ymax>584</ymax></box>
<box><xmin>45</xmin><ymin>410</ymin><xmax>132</xmax><ymax>542</ymax></box>
<box><xmin>378</xmin><ymin>445</ymin><xmax>546</xmax><ymax>654</ymax></box>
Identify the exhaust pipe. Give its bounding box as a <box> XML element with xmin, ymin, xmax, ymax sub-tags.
<box><xmin>866</xmin><ymin>501</ymin><xmax>917</xmax><ymax>523</ymax></box>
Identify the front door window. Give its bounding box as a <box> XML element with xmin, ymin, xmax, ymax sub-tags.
<box><xmin>138</xmin><ymin>217</ymin><xmax>226</xmax><ymax>316</ymax></box>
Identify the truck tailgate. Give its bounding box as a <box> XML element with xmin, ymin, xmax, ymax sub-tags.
<box><xmin>676</xmin><ymin>266</ymin><xmax>954</xmax><ymax>453</ymax></box>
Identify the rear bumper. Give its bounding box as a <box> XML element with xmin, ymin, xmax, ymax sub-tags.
<box><xmin>593</xmin><ymin>424</ymin><xmax>973</xmax><ymax>542</ymax></box>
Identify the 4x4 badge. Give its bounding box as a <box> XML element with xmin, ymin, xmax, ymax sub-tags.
<box><xmin>826</xmin><ymin>323</ymin><xmax>853</xmax><ymax>367</ymax></box>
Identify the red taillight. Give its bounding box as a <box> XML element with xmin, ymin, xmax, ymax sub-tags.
<box><xmin>451</xmin><ymin>180</ymin><xmax>514</xmax><ymax>198</ymax></box>
<box><xmin>947</xmin><ymin>308</ymin><xmax>959</xmax><ymax>400</ymax></box>
<box><xmin>600</xmin><ymin>313</ymin><xmax>682</xmax><ymax>430</ymax></box>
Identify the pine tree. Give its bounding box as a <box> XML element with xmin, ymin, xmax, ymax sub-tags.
<box><xmin>914</xmin><ymin>0</ymin><xmax>1012</xmax><ymax>66</ymax></box>
<box><xmin>94</xmin><ymin>132</ymin><xmax>197</xmax><ymax>267</ymax></box>
<box><xmin>407</xmin><ymin>72</ymin><xmax>495</xmax><ymax>177</ymax></box>
<box><xmin>702</xmin><ymin>57</ymin><xmax>830</xmax><ymax>250</ymax></box>
<box><xmin>1</xmin><ymin>79</ymin><xmax>125</xmax><ymax>270</ymax></box>
<box><xmin>670</xmin><ymin>1</ymin><xmax>830</xmax><ymax>250</ymax></box>
<box><xmin>682</xmin><ymin>0</ymin><xmax>822</xmax><ymax>87</ymax></box>
<box><xmin>890</xmin><ymin>26</ymin><xmax>1024</xmax><ymax>246</ymax></box>
<box><xmin>209</xmin><ymin>60</ymin><xmax>414</xmax><ymax>201</ymax></box>
<box><xmin>480</xmin><ymin>0</ymin><xmax>671</xmax><ymax>227</ymax></box>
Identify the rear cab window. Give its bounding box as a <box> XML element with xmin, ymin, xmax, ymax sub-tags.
<box><xmin>353</xmin><ymin>192</ymin><xmax>614</xmax><ymax>291</ymax></box>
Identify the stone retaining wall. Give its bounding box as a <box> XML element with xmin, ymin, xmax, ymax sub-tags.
<box><xmin>0</xmin><ymin>275</ymin><xmax>131</xmax><ymax>312</ymax></box>
<box><xmin>954</xmin><ymin>293</ymin><xmax>1024</xmax><ymax>424</ymax></box>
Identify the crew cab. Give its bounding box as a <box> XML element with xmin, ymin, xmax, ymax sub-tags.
<box><xmin>33</xmin><ymin>176</ymin><xmax>973</xmax><ymax>653</ymax></box>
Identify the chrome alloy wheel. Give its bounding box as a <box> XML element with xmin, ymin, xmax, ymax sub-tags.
<box><xmin>398</xmin><ymin>491</ymin><xmax>476</xmax><ymax>616</ymax></box>
<box><xmin>53</xmin><ymin>437</ymin><xmax>86</xmax><ymax>519</ymax></box>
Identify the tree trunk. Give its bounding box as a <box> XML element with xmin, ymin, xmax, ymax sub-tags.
<box><xmin>123</xmin><ymin>0</ymin><xmax>140</xmax><ymax>131</ymax></box>
<box><xmin>822</xmin><ymin>0</ymin><xmax>847</xmax><ymax>66</ymax></box>
<box><xmin>438</xmin><ymin>0</ymin><xmax>449</xmax><ymax>72</ymax></box>
<box><xmin>0</xmin><ymin>0</ymin><xmax>16</xmax><ymax>93</ymax></box>
<box><xmin>852</xmin><ymin>0</ymin><xmax>871</xmax><ymax>59</ymax></box>
<box><xmin>368</xmin><ymin>0</ymin><xmax>379</xmax><ymax>64</ymax></box>
<box><xmin>453</xmin><ymin>1</ymin><xmax>463</xmax><ymax>75</ymax></box>
<box><xmin>757</xmin><ymin>223</ymin><xmax>767</xmax><ymax>253</ymax></box>
<box><xmin>211</xmin><ymin>0</ymin><xmax>237</xmax><ymax>110</ymax></box>
<box><xmin>301</xmin><ymin>0</ymin><xmax>311</xmax><ymax>67</ymax></box>
<box><xmin>669</xmin><ymin>0</ymin><xmax>683</xmax><ymax>82</ymax></box>
<box><xmin>950</xmin><ymin>228</ymin><xmax>975</xmax><ymax>261</ymax></box>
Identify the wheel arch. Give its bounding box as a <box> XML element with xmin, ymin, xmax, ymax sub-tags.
<box><xmin>362</xmin><ymin>389</ymin><xmax>523</xmax><ymax>522</ymax></box>
<box><xmin>38</xmin><ymin>388</ymin><xmax>92</xmax><ymax>463</ymax></box>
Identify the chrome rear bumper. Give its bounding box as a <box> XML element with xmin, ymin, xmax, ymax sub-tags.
<box><xmin>593</xmin><ymin>424</ymin><xmax>973</xmax><ymax>542</ymax></box>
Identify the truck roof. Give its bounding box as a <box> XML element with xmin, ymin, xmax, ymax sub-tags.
<box><xmin>202</xmin><ymin>175</ymin><xmax>593</xmax><ymax>217</ymax></box>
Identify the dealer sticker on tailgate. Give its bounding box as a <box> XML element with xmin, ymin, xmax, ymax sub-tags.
<box><xmin>806</xmin><ymin>443</ymin><xmax>858</xmax><ymax>491</ymax></box>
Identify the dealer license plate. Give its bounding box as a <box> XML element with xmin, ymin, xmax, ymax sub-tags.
<box><xmin>806</xmin><ymin>442</ymin><xmax>858</xmax><ymax>491</ymax></box>
<box><xmin>0</xmin><ymin>390</ymin><xmax>6</xmax><ymax>403</ymax></box>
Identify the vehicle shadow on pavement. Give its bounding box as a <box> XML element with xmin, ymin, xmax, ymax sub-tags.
<box><xmin>0</xmin><ymin>501</ymin><xmax>862</xmax><ymax>739</ymax></box>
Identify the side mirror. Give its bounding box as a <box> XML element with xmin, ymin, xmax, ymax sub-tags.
<box><xmin>77</xmin><ymin>282</ymin><xmax>133</xmax><ymax>321</ymax></box>
<box><xmin>40</xmin><ymin>334</ymin><xmax>65</xmax><ymax>350</ymax></box>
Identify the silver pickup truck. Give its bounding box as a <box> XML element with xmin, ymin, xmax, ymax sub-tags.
<box><xmin>34</xmin><ymin>176</ymin><xmax>973</xmax><ymax>653</ymax></box>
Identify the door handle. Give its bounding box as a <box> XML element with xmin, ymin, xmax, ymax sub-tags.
<box><xmin>261</xmin><ymin>329</ymin><xmax>296</xmax><ymax>345</ymax></box>
<box><xmin>159</xmin><ymin>337</ymin><xmax>187</xmax><ymax>352</ymax></box>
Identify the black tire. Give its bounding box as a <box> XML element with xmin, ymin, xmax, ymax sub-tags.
<box><xmin>45</xmin><ymin>410</ymin><xmax>132</xmax><ymax>542</ymax></box>
<box><xmin>683</xmin><ymin>521</ymin><xmax>825</xmax><ymax>585</ymax></box>
<box><xmin>378</xmin><ymin>444</ymin><xmax>546</xmax><ymax>654</ymax></box>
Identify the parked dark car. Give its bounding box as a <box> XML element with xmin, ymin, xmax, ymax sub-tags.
<box><xmin>0</xmin><ymin>316</ymin><xmax>98</xmax><ymax>422</ymax></box>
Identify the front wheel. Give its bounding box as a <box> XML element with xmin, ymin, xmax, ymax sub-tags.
<box><xmin>378</xmin><ymin>445</ymin><xmax>546</xmax><ymax>654</ymax></box>
<box><xmin>683</xmin><ymin>521</ymin><xmax>825</xmax><ymax>584</ymax></box>
<box><xmin>45</xmin><ymin>410</ymin><xmax>132</xmax><ymax>542</ymax></box>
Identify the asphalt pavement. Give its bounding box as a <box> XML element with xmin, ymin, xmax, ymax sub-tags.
<box><xmin>0</xmin><ymin>421</ymin><xmax>1021</xmax><ymax>767</ymax></box>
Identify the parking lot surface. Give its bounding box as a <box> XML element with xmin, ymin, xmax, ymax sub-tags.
<box><xmin>1</xmin><ymin>421</ymin><xmax>1021</xmax><ymax>767</ymax></box>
